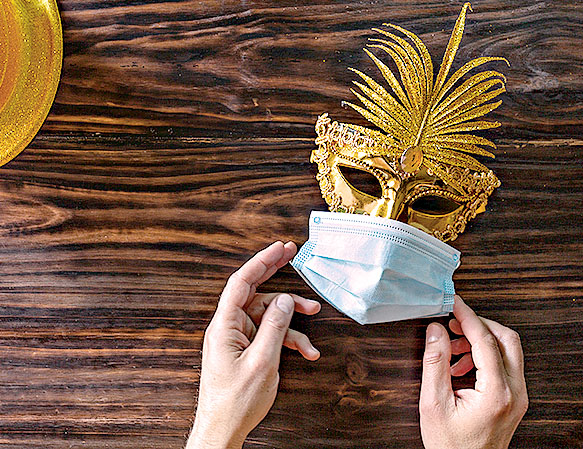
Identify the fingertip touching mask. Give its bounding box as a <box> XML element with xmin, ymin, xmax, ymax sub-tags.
<box><xmin>293</xmin><ymin>3</ymin><xmax>506</xmax><ymax>323</ymax></box>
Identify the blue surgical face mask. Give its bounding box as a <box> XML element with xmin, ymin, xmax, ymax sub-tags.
<box><xmin>291</xmin><ymin>211</ymin><xmax>461</xmax><ymax>325</ymax></box>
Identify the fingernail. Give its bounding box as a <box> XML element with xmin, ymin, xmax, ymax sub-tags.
<box><xmin>426</xmin><ymin>323</ymin><xmax>441</xmax><ymax>344</ymax></box>
<box><xmin>276</xmin><ymin>294</ymin><xmax>294</xmax><ymax>314</ymax></box>
<box><xmin>310</xmin><ymin>345</ymin><xmax>320</xmax><ymax>357</ymax></box>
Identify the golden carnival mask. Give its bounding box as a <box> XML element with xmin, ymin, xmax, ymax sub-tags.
<box><xmin>312</xmin><ymin>3</ymin><xmax>508</xmax><ymax>242</ymax></box>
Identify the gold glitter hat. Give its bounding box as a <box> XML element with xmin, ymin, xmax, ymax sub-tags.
<box><xmin>0</xmin><ymin>0</ymin><xmax>63</xmax><ymax>167</ymax></box>
<box><xmin>312</xmin><ymin>3</ymin><xmax>509</xmax><ymax>241</ymax></box>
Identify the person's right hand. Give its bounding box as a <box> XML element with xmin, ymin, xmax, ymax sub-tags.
<box><xmin>419</xmin><ymin>296</ymin><xmax>528</xmax><ymax>449</ymax></box>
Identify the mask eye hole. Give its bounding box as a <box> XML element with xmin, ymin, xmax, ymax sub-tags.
<box><xmin>338</xmin><ymin>165</ymin><xmax>382</xmax><ymax>198</ymax></box>
<box><xmin>410</xmin><ymin>196</ymin><xmax>461</xmax><ymax>215</ymax></box>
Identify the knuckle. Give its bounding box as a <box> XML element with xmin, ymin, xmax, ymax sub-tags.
<box><xmin>224</xmin><ymin>273</ymin><xmax>237</xmax><ymax>289</ymax></box>
<box><xmin>247</xmin><ymin>353</ymin><xmax>277</xmax><ymax>380</ymax></box>
<box><xmin>480</xmin><ymin>333</ymin><xmax>500</xmax><ymax>352</ymax></box>
<box><xmin>203</xmin><ymin>328</ymin><xmax>220</xmax><ymax>351</ymax></box>
<box><xmin>266</xmin><ymin>312</ymin><xmax>289</xmax><ymax>332</ymax></box>
<box><xmin>503</xmin><ymin>329</ymin><xmax>522</xmax><ymax>347</ymax></box>
<box><xmin>229</xmin><ymin>270</ymin><xmax>242</xmax><ymax>282</ymax></box>
<box><xmin>248</xmin><ymin>354</ymin><xmax>265</xmax><ymax>371</ymax></box>
<box><xmin>203</xmin><ymin>321</ymin><xmax>213</xmax><ymax>337</ymax></box>
<box><xmin>423</xmin><ymin>351</ymin><xmax>444</xmax><ymax>366</ymax></box>
<box><xmin>203</xmin><ymin>321</ymin><xmax>216</xmax><ymax>341</ymax></box>
<box><xmin>227</xmin><ymin>270</ymin><xmax>251</xmax><ymax>290</ymax></box>
<box><xmin>518</xmin><ymin>393</ymin><xmax>529</xmax><ymax>417</ymax></box>
<box><xmin>297</xmin><ymin>333</ymin><xmax>310</xmax><ymax>347</ymax></box>
<box><xmin>246</xmin><ymin>304</ymin><xmax>260</xmax><ymax>320</ymax></box>
<box><xmin>492</xmin><ymin>387</ymin><xmax>514</xmax><ymax>417</ymax></box>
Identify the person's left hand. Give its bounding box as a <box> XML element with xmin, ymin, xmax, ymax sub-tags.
<box><xmin>187</xmin><ymin>241</ymin><xmax>321</xmax><ymax>449</ymax></box>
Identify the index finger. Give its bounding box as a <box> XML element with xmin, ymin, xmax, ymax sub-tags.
<box><xmin>219</xmin><ymin>241</ymin><xmax>297</xmax><ymax>312</ymax></box>
<box><xmin>453</xmin><ymin>296</ymin><xmax>507</xmax><ymax>391</ymax></box>
<box><xmin>480</xmin><ymin>317</ymin><xmax>525</xmax><ymax>381</ymax></box>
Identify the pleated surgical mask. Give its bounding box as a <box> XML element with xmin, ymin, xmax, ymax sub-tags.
<box><xmin>291</xmin><ymin>211</ymin><xmax>461</xmax><ymax>325</ymax></box>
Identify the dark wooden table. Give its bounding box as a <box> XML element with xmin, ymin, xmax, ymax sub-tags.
<box><xmin>1</xmin><ymin>1</ymin><xmax>582</xmax><ymax>448</ymax></box>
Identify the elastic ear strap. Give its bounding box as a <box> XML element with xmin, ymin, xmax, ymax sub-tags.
<box><xmin>291</xmin><ymin>240</ymin><xmax>316</xmax><ymax>271</ymax></box>
<box><xmin>443</xmin><ymin>279</ymin><xmax>456</xmax><ymax>314</ymax></box>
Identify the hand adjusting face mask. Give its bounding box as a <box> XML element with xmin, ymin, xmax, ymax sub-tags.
<box><xmin>292</xmin><ymin>2</ymin><xmax>507</xmax><ymax>323</ymax></box>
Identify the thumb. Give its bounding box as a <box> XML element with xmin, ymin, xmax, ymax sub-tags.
<box><xmin>420</xmin><ymin>322</ymin><xmax>454</xmax><ymax>413</ymax></box>
<box><xmin>249</xmin><ymin>294</ymin><xmax>295</xmax><ymax>365</ymax></box>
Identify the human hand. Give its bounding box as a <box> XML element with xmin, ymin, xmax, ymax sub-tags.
<box><xmin>187</xmin><ymin>241</ymin><xmax>321</xmax><ymax>449</ymax></box>
<box><xmin>419</xmin><ymin>296</ymin><xmax>528</xmax><ymax>449</ymax></box>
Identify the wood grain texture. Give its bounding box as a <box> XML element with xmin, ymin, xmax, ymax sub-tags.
<box><xmin>0</xmin><ymin>0</ymin><xmax>582</xmax><ymax>447</ymax></box>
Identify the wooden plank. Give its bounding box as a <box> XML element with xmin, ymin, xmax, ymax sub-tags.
<box><xmin>46</xmin><ymin>1</ymin><xmax>583</xmax><ymax>137</ymax></box>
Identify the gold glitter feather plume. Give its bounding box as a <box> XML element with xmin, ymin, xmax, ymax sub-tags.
<box><xmin>342</xmin><ymin>2</ymin><xmax>509</xmax><ymax>192</ymax></box>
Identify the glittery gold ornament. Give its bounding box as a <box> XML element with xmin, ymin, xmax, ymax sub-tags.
<box><xmin>312</xmin><ymin>2</ymin><xmax>509</xmax><ymax>241</ymax></box>
<box><xmin>400</xmin><ymin>145</ymin><xmax>423</xmax><ymax>172</ymax></box>
<box><xmin>0</xmin><ymin>0</ymin><xmax>63</xmax><ymax>167</ymax></box>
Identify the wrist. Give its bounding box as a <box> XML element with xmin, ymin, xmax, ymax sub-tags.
<box><xmin>186</xmin><ymin>416</ymin><xmax>245</xmax><ymax>449</ymax></box>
